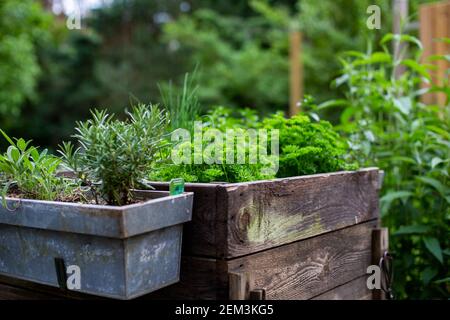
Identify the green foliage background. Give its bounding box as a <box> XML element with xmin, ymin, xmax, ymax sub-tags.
<box><xmin>0</xmin><ymin>0</ymin><xmax>52</xmax><ymax>129</ymax></box>
<box><xmin>317</xmin><ymin>35</ymin><xmax>450</xmax><ymax>299</ymax></box>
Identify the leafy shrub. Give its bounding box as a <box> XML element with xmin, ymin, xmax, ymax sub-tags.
<box><xmin>262</xmin><ymin>111</ymin><xmax>357</xmax><ymax>178</ymax></box>
<box><xmin>325</xmin><ymin>34</ymin><xmax>450</xmax><ymax>299</ymax></box>
<box><xmin>60</xmin><ymin>104</ymin><xmax>168</xmax><ymax>206</ymax></box>
<box><xmin>0</xmin><ymin>130</ymin><xmax>78</xmax><ymax>205</ymax></box>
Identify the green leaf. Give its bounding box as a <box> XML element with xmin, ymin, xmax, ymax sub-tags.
<box><xmin>30</xmin><ymin>148</ymin><xmax>40</xmax><ymax>162</ymax></box>
<box><xmin>394</xmin><ymin>225</ymin><xmax>430</xmax><ymax>235</ymax></box>
<box><xmin>333</xmin><ymin>74</ymin><xmax>349</xmax><ymax>87</ymax></box>
<box><xmin>381</xmin><ymin>34</ymin><xmax>423</xmax><ymax>50</ymax></box>
<box><xmin>431</xmin><ymin>157</ymin><xmax>444</xmax><ymax>169</ymax></box>
<box><xmin>416</xmin><ymin>176</ymin><xmax>448</xmax><ymax>197</ymax></box>
<box><xmin>317</xmin><ymin>99</ymin><xmax>348</xmax><ymax>110</ymax></box>
<box><xmin>400</xmin><ymin>59</ymin><xmax>431</xmax><ymax>80</ymax></box>
<box><xmin>421</xmin><ymin>267</ymin><xmax>438</xmax><ymax>285</ymax></box>
<box><xmin>434</xmin><ymin>277</ymin><xmax>450</xmax><ymax>284</ymax></box>
<box><xmin>0</xmin><ymin>129</ymin><xmax>15</xmax><ymax>146</ymax></box>
<box><xmin>393</xmin><ymin>97</ymin><xmax>412</xmax><ymax>115</ymax></box>
<box><xmin>423</xmin><ymin>237</ymin><xmax>443</xmax><ymax>264</ymax></box>
<box><xmin>380</xmin><ymin>191</ymin><xmax>413</xmax><ymax>203</ymax></box>
<box><xmin>6</xmin><ymin>146</ymin><xmax>20</xmax><ymax>162</ymax></box>
<box><xmin>354</xmin><ymin>52</ymin><xmax>392</xmax><ymax>66</ymax></box>
<box><xmin>16</xmin><ymin>138</ymin><xmax>28</xmax><ymax>151</ymax></box>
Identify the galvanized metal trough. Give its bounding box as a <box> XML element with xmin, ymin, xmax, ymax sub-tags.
<box><xmin>0</xmin><ymin>190</ymin><xmax>193</xmax><ymax>299</ymax></box>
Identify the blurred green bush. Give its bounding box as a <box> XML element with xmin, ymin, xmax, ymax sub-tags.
<box><xmin>0</xmin><ymin>0</ymin><xmax>52</xmax><ymax>129</ymax></box>
<box><xmin>318</xmin><ymin>35</ymin><xmax>450</xmax><ymax>299</ymax></box>
<box><xmin>163</xmin><ymin>0</ymin><xmax>393</xmax><ymax>112</ymax></box>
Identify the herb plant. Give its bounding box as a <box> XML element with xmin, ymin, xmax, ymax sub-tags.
<box><xmin>0</xmin><ymin>129</ymin><xmax>79</xmax><ymax>205</ymax></box>
<box><xmin>262</xmin><ymin>112</ymin><xmax>357</xmax><ymax>178</ymax></box>
<box><xmin>150</xmin><ymin>105</ymin><xmax>277</xmax><ymax>183</ymax></box>
<box><xmin>159</xmin><ymin>71</ymin><xmax>201</xmax><ymax>133</ymax></box>
<box><xmin>60</xmin><ymin>104</ymin><xmax>168</xmax><ymax>206</ymax></box>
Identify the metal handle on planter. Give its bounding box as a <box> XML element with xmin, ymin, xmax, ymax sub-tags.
<box><xmin>379</xmin><ymin>251</ymin><xmax>394</xmax><ymax>300</ymax></box>
<box><xmin>54</xmin><ymin>257</ymin><xmax>67</xmax><ymax>290</ymax></box>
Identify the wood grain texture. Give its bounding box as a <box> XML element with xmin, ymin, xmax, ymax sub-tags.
<box><xmin>419</xmin><ymin>1</ymin><xmax>450</xmax><ymax>106</ymax></box>
<box><xmin>146</xmin><ymin>220</ymin><xmax>377</xmax><ymax>300</ymax></box>
<box><xmin>0</xmin><ymin>283</ymin><xmax>59</xmax><ymax>300</ymax></box>
<box><xmin>311</xmin><ymin>275</ymin><xmax>372</xmax><ymax>300</ymax></box>
<box><xmin>142</xmin><ymin>256</ymin><xmax>228</xmax><ymax>300</ymax></box>
<box><xmin>149</xmin><ymin>182</ymin><xmax>222</xmax><ymax>257</ymax></box>
<box><xmin>227</xmin><ymin>220</ymin><xmax>377</xmax><ymax>300</ymax></box>
<box><xmin>222</xmin><ymin>168</ymin><xmax>380</xmax><ymax>258</ymax></box>
<box><xmin>153</xmin><ymin>169</ymin><xmax>380</xmax><ymax>259</ymax></box>
<box><xmin>229</xmin><ymin>272</ymin><xmax>252</xmax><ymax>300</ymax></box>
<box><xmin>0</xmin><ymin>274</ymin><xmax>101</xmax><ymax>300</ymax></box>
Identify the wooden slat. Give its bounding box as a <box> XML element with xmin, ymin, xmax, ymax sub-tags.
<box><xmin>227</xmin><ymin>220</ymin><xmax>377</xmax><ymax>300</ymax></box>
<box><xmin>0</xmin><ymin>274</ymin><xmax>100</xmax><ymax>300</ymax></box>
<box><xmin>143</xmin><ymin>257</ymin><xmax>229</xmax><ymax>300</ymax></box>
<box><xmin>228</xmin><ymin>272</ymin><xmax>253</xmax><ymax>300</ymax></box>
<box><xmin>419</xmin><ymin>1</ymin><xmax>450</xmax><ymax>106</ymax></box>
<box><xmin>0</xmin><ymin>282</ymin><xmax>59</xmax><ymax>300</ymax></box>
<box><xmin>1</xmin><ymin>221</ymin><xmax>379</xmax><ymax>300</ymax></box>
<box><xmin>393</xmin><ymin>0</ymin><xmax>409</xmax><ymax>79</ymax></box>
<box><xmin>149</xmin><ymin>182</ymin><xmax>221</xmax><ymax>257</ymax></box>
<box><xmin>420</xmin><ymin>4</ymin><xmax>435</xmax><ymax>105</ymax></box>
<box><xmin>223</xmin><ymin>169</ymin><xmax>380</xmax><ymax>258</ymax></box>
<box><xmin>311</xmin><ymin>275</ymin><xmax>372</xmax><ymax>300</ymax></box>
<box><xmin>152</xmin><ymin>169</ymin><xmax>380</xmax><ymax>259</ymax></box>
<box><xmin>435</xmin><ymin>2</ymin><xmax>450</xmax><ymax>106</ymax></box>
<box><xmin>289</xmin><ymin>31</ymin><xmax>303</xmax><ymax>116</ymax></box>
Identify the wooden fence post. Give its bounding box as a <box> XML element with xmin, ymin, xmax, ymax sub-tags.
<box><xmin>229</xmin><ymin>272</ymin><xmax>252</xmax><ymax>300</ymax></box>
<box><xmin>289</xmin><ymin>31</ymin><xmax>303</xmax><ymax>117</ymax></box>
<box><xmin>419</xmin><ymin>1</ymin><xmax>450</xmax><ymax>107</ymax></box>
<box><xmin>393</xmin><ymin>0</ymin><xmax>409</xmax><ymax>79</ymax></box>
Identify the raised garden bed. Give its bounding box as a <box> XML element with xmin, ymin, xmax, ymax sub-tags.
<box><xmin>145</xmin><ymin>167</ymin><xmax>387</xmax><ymax>300</ymax></box>
<box><xmin>0</xmin><ymin>169</ymin><xmax>386</xmax><ymax>300</ymax></box>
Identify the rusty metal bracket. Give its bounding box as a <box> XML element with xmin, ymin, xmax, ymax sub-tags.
<box><xmin>379</xmin><ymin>251</ymin><xmax>394</xmax><ymax>300</ymax></box>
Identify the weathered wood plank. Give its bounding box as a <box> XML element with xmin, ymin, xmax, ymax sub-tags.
<box><xmin>228</xmin><ymin>272</ymin><xmax>252</xmax><ymax>300</ymax></box>
<box><xmin>149</xmin><ymin>182</ymin><xmax>221</xmax><ymax>257</ymax></box>
<box><xmin>227</xmin><ymin>220</ymin><xmax>377</xmax><ymax>300</ymax></box>
<box><xmin>0</xmin><ymin>274</ymin><xmax>98</xmax><ymax>300</ymax></box>
<box><xmin>147</xmin><ymin>220</ymin><xmax>377</xmax><ymax>300</ymax></box>
<box><xmin>419</xmin><ymin>3</ymin><xmax>434</xmax><ymax>105</ymax></box>
<box><xmin>311</xmin><ymin>276</ymin><xmax>372</xmax><ymax>300</ymax></box>
<box><xmin>153</xmin><ymin>169</ymin><xmax>380</xmax><ymax>259</ymax></box>
<box><xmin>223</xmin><ymin>168</ymin><xmax>379</xmax><ymax>258</ymax></box>
<box><xmin>0</xmin><ymin>282</ymin><xmax>59</xmax><ymax>300</ymax></box>
<box><xmin>142</xmin><ymin>256</ymin><xmax>228</xmax><ymax>300</ymax></box>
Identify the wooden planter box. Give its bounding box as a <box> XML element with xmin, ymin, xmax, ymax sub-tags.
<box><xmin>0</xmin><ymin>168</ymin><xmax>387</xmax><ymax>300</ymax></box>
<box><xmin>145</xmin><ymin>167</ymin><xmax>384</xmax><ymax>300</ymax></box>
<box><xmin>0</xmin><ymin>190</ymin><xmax>193</xmax><ymax>299</ymax></box>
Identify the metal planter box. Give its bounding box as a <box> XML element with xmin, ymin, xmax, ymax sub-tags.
<box><xmin>0</xmin><ymin>190</ymin><xmax>193</xmax><ymax>300</ymax></box>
